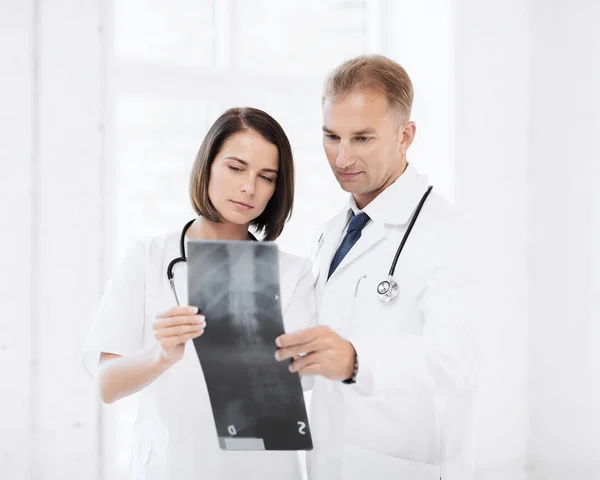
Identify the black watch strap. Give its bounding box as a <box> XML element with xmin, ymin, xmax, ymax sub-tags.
<box><xmin>342</xmin><ymin>348</ymin><xmax>359</xmax><ymax>384</ymax></box>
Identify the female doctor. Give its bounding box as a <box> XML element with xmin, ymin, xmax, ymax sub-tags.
<box><xmin>82</xmin><ymin>107</ymin><xmax>316</xmax><ymax>479</ymax></box>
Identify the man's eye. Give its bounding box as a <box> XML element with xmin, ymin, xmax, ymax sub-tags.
<box><xmin>326</xmin><ymin>134</ymin><xmax>339</xmax><ymax>141</ymax></box>
<box><xmin>357</xmin><ymin>136</ymin><xmax>370</xmax><ymax>142</ymax></box>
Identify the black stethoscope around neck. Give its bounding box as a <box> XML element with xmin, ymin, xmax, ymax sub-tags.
<box><xmin>166</xmin><ymin>219</ymin><xmax>257</xmax><ymax>305</ymax></box>
<box><xmin>167</xmin><ymin>186</ymin><xmax>432</xmax><ymax>305</ymax></box>
<box><xmin>359</xmin><ymin>185</ymin><xmax>433</xmax><ymax>303</ymax></box>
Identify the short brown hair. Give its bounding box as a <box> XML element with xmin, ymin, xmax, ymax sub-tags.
<box><xmin>189</xmin><ymin>107</ymin><xmax>294</xmax><ymax>241</ymax></box>
<box><xmin>322</xmin><ymin>54</ymin><xmax>414</xmax><ymax>121</ymax></box>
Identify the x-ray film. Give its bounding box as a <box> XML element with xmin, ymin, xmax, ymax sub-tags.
<box><xmin>187</xmin><ymin>240</ymin><xmax>312</xmax><ymax>451</ymax></box>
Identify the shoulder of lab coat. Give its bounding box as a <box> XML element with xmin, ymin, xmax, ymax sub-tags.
<box><xmin>81</xmin><ymin>238</ymin><xmax>149</xmax><ymax>377</ymax></box>
<box><xmin>351</xmin><ymin>194</ymin><xmax>480</xmax><ymax>398</ymax></box>
<box><xmin>279</xmin><ymin>251</ymin><xmax>317</xmax><ymax>391</ymax></box>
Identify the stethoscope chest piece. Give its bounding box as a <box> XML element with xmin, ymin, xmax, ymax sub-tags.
<box><xmin>377</xmin><ymin>276</ymin><xmax>399</xmax><ymax>303</ymax></box>
<box><xmin>373</xmin><ymin>184</ymin><xmax>433</xmax><ymax>304</ymax></box>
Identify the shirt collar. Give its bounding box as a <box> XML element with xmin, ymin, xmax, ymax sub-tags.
<box><xmin>345</xmin><ymin>163</ymin><xmax>430</xmax><ymax>225</ymax></box>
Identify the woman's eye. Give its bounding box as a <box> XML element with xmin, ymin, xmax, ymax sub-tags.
<box><xmin>228</xmin><ymin>166</ymin><xmax>242</xmax><ymax>172</ymax></box>
<box><xmin>260</xmin><ymin>175</ymin><xmax>275</xmax><ymax>183</ymax></box>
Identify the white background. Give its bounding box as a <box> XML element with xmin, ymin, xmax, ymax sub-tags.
<box><xmin>1</xmin><ymin>0</ymin><xmax>598</xmax><ymax>479</ymax></box>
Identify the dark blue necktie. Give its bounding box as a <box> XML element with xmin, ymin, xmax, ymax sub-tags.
<box><xmin>328</xmin><ymin>212</ymin><xmax>371</xmax><ymax>279</ymax></box>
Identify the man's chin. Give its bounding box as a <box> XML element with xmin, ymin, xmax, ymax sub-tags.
<box><xmin>337</xmin><ymin>180</ymin><xmax>366</xmax><ymax>195</ymax></box>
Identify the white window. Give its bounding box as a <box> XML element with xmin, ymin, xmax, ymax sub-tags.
<box><xmin>113</xmin><ymin>0</ymin><xmax>379</xmax><ymax>260</ymax></box>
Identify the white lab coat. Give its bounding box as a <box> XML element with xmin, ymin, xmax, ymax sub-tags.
<box><xmin>82</xmin><ymin>231</ymin><xmax>316</xmax><ymax>480</ymax></box>
<box><xmin>307</xmin><ymin>164</ymin><xmax>478</xmax><ymax>480</ymax></box>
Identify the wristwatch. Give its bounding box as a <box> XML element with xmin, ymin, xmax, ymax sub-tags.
<box><xmin>342</xmin><ymin>347</ymin><xmax>359</xmax><ymax>384</ymax></box>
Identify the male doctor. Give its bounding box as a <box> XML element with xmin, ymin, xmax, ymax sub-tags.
<box><xmin>275</xmin><ymin>55</ymin><xmax>478</xmax><ymax>480</ymax></box>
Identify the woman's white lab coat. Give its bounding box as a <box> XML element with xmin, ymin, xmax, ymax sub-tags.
<box><xmin>307</xmin><ymin>164</ymin><xmax>478</xmax><ymax>480</ymax></box>
<box><xmin>82</xmin><ymin>232</ymin><xmax>316</xmax><ymax>480</ymax></box>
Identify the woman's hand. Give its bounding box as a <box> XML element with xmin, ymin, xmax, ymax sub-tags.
<box><xmin>152</xmin><ymin>305</ymin><xmax>205</xmax><ymax>365</ymax></box>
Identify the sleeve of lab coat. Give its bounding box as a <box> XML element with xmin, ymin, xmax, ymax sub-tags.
<box><xmin>283</xmin><ymin>258</ymin><xmax>317</xmax><ymax>391</ymax></box>
<box><xmin>81</xmin><ymin>240</ymin><xmax>147</xmax><ymax>377</ymax></box>
<box><xmin>350</xmin><ymin>217</ymin><xmax>479</xmax><ymax>398</ymax></box>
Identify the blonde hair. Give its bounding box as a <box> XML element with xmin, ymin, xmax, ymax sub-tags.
<box><xmin>322</xmin><ymin>54</ymin><xmax>414</xmax><ymax>121</ymax></box>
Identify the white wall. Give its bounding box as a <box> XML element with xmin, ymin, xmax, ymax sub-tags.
<box><xmin>454</xmin><ymin>1</ymin><xmax>532</xmax><ymax>478</ymax></box>
<box><xmin>0</xmin><ymin>1</ymin><xmax>110</xmax><ymax>478</ymax></box>
<box><xmin>384</xmin><ymin>0</ymin><xmax>456</xmax><ymax>201</ymax></box>
<box><xmin>0</xmin><ymin>2</ymin><xmax>35</xmax><ymax>477</ymax></box>
<box><xmin>455</xmin><ymin>1</ymin><xmax>600</xmax><ymax>479</ymax></box>
<box><xmin>3</xmin><ymin>1</ymin><xmax>599</xmax><ymax>479</ymax></box>
<box><xmin>528</xmin><ymin>1</ymin><xmax>600</xmax><ymax>479</ymax></box>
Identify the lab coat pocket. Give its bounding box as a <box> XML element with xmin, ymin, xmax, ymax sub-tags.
<box><xmin>343</xmin><ymin>443</ymin><xmax>440</xmax><ymax>480</ymax></box>
<box><xmin>133</xmin><ymin>407</ymin><xmax>170</xmax><ymax>479</ymax></box>
<box><xmin>134</xmin><ymin>437</ymin><xmax>153</xmax><ymax>477</ymax></box>
<box><xmin>318</xmin><ymin>288</ymin><xmax>353</xmax><ymax>335</ymax></box>
<box><xmin>350</xmin><ymin>274</ymin><xmax>424</xmax><ymax>337</ymax></box>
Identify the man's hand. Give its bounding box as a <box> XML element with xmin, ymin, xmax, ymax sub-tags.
<box><xmin>275</xmin><ymin>326</ymin><xmax>356</xmax><ymax>381</ymax></box>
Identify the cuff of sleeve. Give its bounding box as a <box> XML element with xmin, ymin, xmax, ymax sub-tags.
<box><xmin>81</xmin><ymin>350</ymin><xmax>101</xmax><ymax>378</ymax></box>
<box><xmin>347</xmin><ymin>338</ymin><xmax>375</xmax><ymax>396</ymax></box>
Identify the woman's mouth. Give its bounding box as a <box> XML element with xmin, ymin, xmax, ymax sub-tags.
<box><xmin>230</xmin><ymin>200</ymin><xmax>254</xmax><ymax>211</ymax></box>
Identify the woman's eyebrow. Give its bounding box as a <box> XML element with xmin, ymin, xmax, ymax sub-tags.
<box><xmin>225</xmin><ymin>156</ymin><xmax>278</xmax><ymax>174</ymax></box>
<box><xmin>225</xmin><ymin>156</ymin><xmax>247</xmax><ymax>164</ymax></box>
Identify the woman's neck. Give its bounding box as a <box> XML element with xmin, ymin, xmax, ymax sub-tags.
<box><xmin>186</xmin><ymin>216</ymin><xmax>249</xmax><ymax>241</ymax></box>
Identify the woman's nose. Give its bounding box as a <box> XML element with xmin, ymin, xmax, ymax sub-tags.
<box><xmin>240</xmin><ymin>177</ymin><xmax>255</xmax><ymax>196</ymax></box>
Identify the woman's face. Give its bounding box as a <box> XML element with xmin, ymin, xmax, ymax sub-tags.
<box><xmin>208</xmin><ymin>129</ymin><xmax>279</xmax><ymax>226</ymax></box>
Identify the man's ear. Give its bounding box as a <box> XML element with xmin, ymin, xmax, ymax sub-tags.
<box><xmin>398</xmin><ymin>121</ymin><xmax>416</xmax><ymax>154</ymax></box>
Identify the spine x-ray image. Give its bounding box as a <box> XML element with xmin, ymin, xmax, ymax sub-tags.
<box><xmin>187</xmin><ymin>240</ymin><xmax>312</xmax><ymax>451</ymax></box>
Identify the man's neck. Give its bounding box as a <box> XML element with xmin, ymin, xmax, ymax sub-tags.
<box><xmin>353</xmin><ymin>160</ymin><xmax>408</xmax><ymax>210</ymax></box>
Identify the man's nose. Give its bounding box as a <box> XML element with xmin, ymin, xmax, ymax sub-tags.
<box><xmin>335</xmin><ymin>142</ymin><xmax>355</xmax><ymax>169</ymax></box>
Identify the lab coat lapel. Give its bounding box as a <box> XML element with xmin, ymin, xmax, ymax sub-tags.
<box><xmin>327</xmin><ymin>164</ymin><xmax>428</xmax><ymax>279</ymax></box>
<box><xmin>314</xmin><ymin>209</ymin><xmax>349</xmax><ymax>294</ymax></box>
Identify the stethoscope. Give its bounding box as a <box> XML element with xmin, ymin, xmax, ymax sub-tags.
<box><xmin>375</xmin><ymin>185</ymin><xmax>433</xmax><ymax>303</ymax></box>
<box><xmin>168</xmin><ymin>186</ymin><xmax>432</xmax><ymax>305</ymax></box>
<box><xmin>166</xmin><ymin>219</ymin><xmax>257</xmax><ymax>305</ymax></box>
<box><xmin>318</xmin><ymin>185</ymin><xmax>433</xmax><ymax>303</ymax></box>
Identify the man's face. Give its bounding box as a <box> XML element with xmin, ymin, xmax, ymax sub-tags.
<box><xmin>322</xmin><ymin>88</ymin><xmax>415</xmax><ymax>209</ymax></box>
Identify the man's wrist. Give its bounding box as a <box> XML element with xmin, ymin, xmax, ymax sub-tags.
<box><xmin>342</xmin><ymin>343</ymin><xmax>358</xmax><ymax>384</ymax></box>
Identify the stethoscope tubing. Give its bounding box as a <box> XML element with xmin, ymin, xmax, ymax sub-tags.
<box><xmin>387</xmin><ymin>185</ymin><xmax>433</xmax><ymax>277</ymax></box>
<box><xmin>169</xmin><ymin>185</ymin><xmax>432</xmax><ymax>305</ymax></box>
<box><xmin>167</xmin><ymin>220</ymin><xmax>257</xmax><ymax>304</ymax></box>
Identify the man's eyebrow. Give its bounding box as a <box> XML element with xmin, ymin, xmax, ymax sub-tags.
<box><xmin>225</xmin><ymin>156</ymin><xmax>278</xmax><ymax>174</ymax></box>
<box><xmin>321</xmin><ymin>127</ymin><xmax>376</xmax><ymax>135</ymax></box>
<box><xmin>352</xmin><ymin>128</ymin><xmax>376</xmax><ymax>135</ymax></box>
